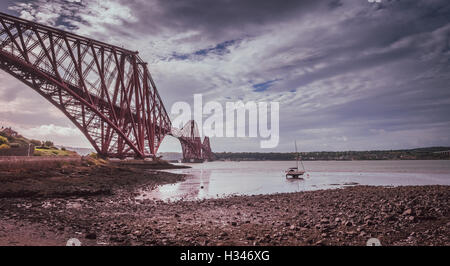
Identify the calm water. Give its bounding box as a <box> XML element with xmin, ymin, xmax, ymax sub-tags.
<box><xmin>137</xmin><ymin>160</ymin><xmax>450</xmax><ymax>201</ymax></box>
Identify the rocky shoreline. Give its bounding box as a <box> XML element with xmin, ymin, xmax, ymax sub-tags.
<box><xmin>0</xmin><ymin>163</ymin><xmax>448</xmax><ymax>246</ymax></box>
<box><xmin>0</xmin><ymin>158</ymin><xmax>186</xmax><ymax>198</ymax></box>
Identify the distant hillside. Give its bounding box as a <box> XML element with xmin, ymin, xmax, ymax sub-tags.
<box><xmin>214</xmin><ymin>147</ymin><xmax>450</xmax><ymax>161</ymax></box>
<box><xmin>402</xmin><ymin>147</ymin><xmax>450</xmax><ymax>153</ymax></box>
<box><xmin>0</xmin><ymin>129</ymin><xmax>31</xmax><ymax>147</ymax></box>
<box><xmin>0</xmin><ymin>128</ymin><xmax>78</xmax><ymax>156</ymax></box>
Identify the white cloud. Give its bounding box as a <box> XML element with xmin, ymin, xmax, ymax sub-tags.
<box><xmin>22</xmin><ymin>124</ymin><xmax>81</xmax><ymax>138</ymax></box>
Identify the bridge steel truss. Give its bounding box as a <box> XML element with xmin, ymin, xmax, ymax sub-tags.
<box><xmin>170</xmin><ymin>120</ymin><xmax>214</xmax><ymax>162</ymax></box>
<box><xmin>0</xmin><ymin>12</ymin><xmax>171</xmax><ymax>158</ymax></box>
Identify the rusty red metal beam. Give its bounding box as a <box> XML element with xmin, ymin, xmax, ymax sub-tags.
<box><xmin>0</xmin><ymin>12</ymin><xmax>212</xmax><ymax>161</ymax></box>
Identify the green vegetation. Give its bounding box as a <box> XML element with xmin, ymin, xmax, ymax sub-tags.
<box><xmin>79</xmin><ymin>152</ymin><xmax>108</xmax><ymax>166</ymax></box>
<box><xmin>0</xmin><ymin>144</ymin><xmax>10</xmax><ymax>149</ymax></box>
<box><xmin>0</xmin><ymin>131</ymin><xmax>30</xmax><ymax>147</ymax></box>
<box><xmin>0</xmin><ymin>130</ymin><xmax>78</xmax><ymax>157</ymax></box>
<box><xmin>34</xmin><ymin>147</ymin><xmax>78</xmax><ymax>157</ymax></box>
<box><xmin>0</xmin><ymin>136</ymin><xmax>9</xmax><ymax>149</ymax></box>
<box><xmin>43</xmin><ymin>140</ymin><xmax>54</xmax><ymax>147</ymax></box>
<box><xmin>214</xmin><ymin>147</ymin><xmax>450</xmax><ymax>161</ymax></box>
<box><xmin>0</xmin><ymin>135</ymin><xmax>8</xmax><ymax>145</ymax></box>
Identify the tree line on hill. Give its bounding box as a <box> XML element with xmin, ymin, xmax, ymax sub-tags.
<box><xmin>213</xmin><ymin>147</ymin><xmax>450</xmax><ymax>161</ymax></box>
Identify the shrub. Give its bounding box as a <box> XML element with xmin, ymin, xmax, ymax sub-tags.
<box><xmin>61</xmin><ymin>147</ymin><xmax>66</xmax><ymax>151</ymax></box>
<box><xmin>0</xmin><ymin>143</ymin><xmax>10</xmax><ymax>149</ymax></box>
<box><xmin>43</xmin><ymin>140</ymin><xmax>54</xmax><ymax>147</ymax></box>
<box><xmin>0</xmin><ymin>136</ymin><xmax>8</xmax><ymax>145</ymax></box>
<box><xmin>83</xmin><ymin>154</ymin><xmax>107</xmax><ymax>166</ymax></box>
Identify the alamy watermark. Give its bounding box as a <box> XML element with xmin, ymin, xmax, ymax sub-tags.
<box><xmin>66</xmin><ymin>238</ymin><xmax>81</xmax><ymax>246</ymax></box>
<box><xmin>171</xmin><ymin>94</ymin><xmax>279</xmax><ymax>148</ymax></box>
<box><xmin>366</xmin><ymin>238</ymin><xmax>382</xmax><ymax>246</ymax></box>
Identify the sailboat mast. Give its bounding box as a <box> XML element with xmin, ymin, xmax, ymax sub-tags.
<box><xmin>296</xmin><ymin>141</ymin><xmax>306</xmax><ymax>171</ymax></box>
<box><xmin>300</xmin><ymin>156</ymin><xmax>306</xmax><ymax>172</ymax></box>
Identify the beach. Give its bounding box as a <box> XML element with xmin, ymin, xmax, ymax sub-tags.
<box><xmin>0</xmin><ymin>161</ymin><xmax>448</xmax><ymax>246</ymax></box>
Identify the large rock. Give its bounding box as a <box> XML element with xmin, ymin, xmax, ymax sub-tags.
<box><xmin>402</xmin><ymin>208</ymin><xmax>413</xmax><ymax>216</ymax></box>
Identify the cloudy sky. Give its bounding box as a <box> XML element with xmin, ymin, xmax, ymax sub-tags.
<box><xmin>0</xmin><ymin>0</ymin><xmax>449</xmax><ymax>152</ymax></box>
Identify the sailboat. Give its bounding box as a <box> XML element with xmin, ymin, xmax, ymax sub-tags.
<box><xmin>285</xmin><ymin>141</ymin><xmax>306</xmax><ymax>179</ymax></box>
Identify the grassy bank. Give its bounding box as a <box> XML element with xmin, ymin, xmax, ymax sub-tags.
<box><xmin>34</xmin><ymin>147</ymin><xmax>78</xmax><ymax>156</ymax></box>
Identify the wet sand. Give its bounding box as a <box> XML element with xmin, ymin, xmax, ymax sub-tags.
<box><xmin>0</xmin><ymin>162</ymin><xmax>448</xmax><ymax>246</ymax></box>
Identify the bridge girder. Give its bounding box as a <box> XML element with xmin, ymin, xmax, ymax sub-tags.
<box><xmin>0</xmin><ymin>12</ymin><xmax>214</xmax><ymax>161</ymax></box>
<box><xmin>170</xmin><ymin>120</ymin><xmax>214</xmax><ymax>162</ymax></box>
<box><xmin>0</xmin><ymin>12</ymin><xmax>171</xmax><ymax>158</ymax></box>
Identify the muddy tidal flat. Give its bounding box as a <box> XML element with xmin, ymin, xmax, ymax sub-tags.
<box><xmin>0</xmin><ymin>162</ymin><xmax>448</xmax><ymax>246</ymax></box>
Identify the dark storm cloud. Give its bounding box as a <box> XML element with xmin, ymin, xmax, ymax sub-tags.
<box><xmin>278</xmin><ymin>46</ymin><xmax>416</xmax><ymax>92</ymax></box>
<box><xmin>324</xmin><ymin>78</ymin><xmax>450</xmax><ymax>129</ymax></box>
<box><xmin>120</xmin><ymin>0</ymin><xmax>450</xmax><ymax>48</ymax></box>
<box><xmin>264</xmin><ymin>0</ymin><xmax>450</xmax><ymax>91</ymax></box>
<box><xmin>120</xmin><ymin>0</ymin><xmax>326</xmax><ymax>39</ymax></box>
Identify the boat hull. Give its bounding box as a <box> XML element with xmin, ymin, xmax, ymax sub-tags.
<box><xmin>285</xmin><ymin>171</ymin><xmax>305</xmax><ymax>179</ymax></box>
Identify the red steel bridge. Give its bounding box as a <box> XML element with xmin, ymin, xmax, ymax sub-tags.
<box><xmin>0</xmin><ymin>12</ymin><xmax>213</xmax><ymax>161</ymax></box>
